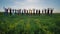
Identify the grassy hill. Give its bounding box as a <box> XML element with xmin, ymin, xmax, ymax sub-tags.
<box><xmin>0</xmin><ymin>13</ymin><xmax>60</xmax><ymax>34</ymax></box>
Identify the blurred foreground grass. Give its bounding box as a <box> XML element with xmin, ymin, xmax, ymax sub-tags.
<box><xmin>0</xmin><ymin>13</ymin><xmax>60</xmax><ymax>34</ymax></box>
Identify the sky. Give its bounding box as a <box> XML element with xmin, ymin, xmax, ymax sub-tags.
<box><xmin>0</xmin><ymin>0</ymin><xmax>60</xmax><ymax>13</ymax></box>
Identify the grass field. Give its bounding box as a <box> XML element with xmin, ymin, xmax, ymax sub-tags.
<box><xmin>0</xmin><ymin>13</ymin><xmax>60</xmax><ymax>34</ymax></box>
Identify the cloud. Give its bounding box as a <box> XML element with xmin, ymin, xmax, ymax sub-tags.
<box><xmin>26</xmin><ymin>0</ymin><xmax>36</xmax><ymax>2</ymax></box>
<box><xmin>9</xmin><ymin>0</ymin><xmax>41</xmax><ymax>9</ymax></box>
<box><xmin>26</xmin><ymin>0</ymin><xmax>40</xmax><ymax>2</ymax></box>
<box><xmin>15</xmin><ymin>1</ymin><xmax>25</xmax><ymax>6</ymax></box>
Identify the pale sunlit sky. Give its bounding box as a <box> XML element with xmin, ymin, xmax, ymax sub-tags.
<box><xmin>0</xmin><ymin>0</ymin><xmax>60</xmax><ymax>13</ymax></box>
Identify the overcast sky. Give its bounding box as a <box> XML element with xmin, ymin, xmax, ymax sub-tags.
<box><xmin>0</xmin><ymin>0</ymin><xmax>60</xmax><ymax>13</ymax></box>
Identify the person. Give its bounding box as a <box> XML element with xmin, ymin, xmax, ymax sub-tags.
<box><xmin>15</xmin><ymin>9</ymin><xmax>16</xmax><ymax>14</ymax></box>
<box><xmin>42</xmin><ymin>9</ymin><xmax>43</xmax><ymax>14</ymax></box>
<box><xmin>29</xmin><ymin>9</ymin><xmax>32</xmax><ymax>15</ymax></box>
<box><xmin>9</xmin><ymin>8</ymin><xmax>12</xmax><ymax>15</ymax></box>
<box><xmin>33</xmin><ymin>9</ymin><xmax>35</xmax><ymax>15</ymax></box>
<box><xmin>24</xmin><ymin>9</ymin><xmax>26</xmax><ymax>15</ymax></box>
<box><xmin>22</xmin><ymin>10</ymin><xmax>23</xmax><ymax>15</ymax></box>
<box><xmin>4</xmin><ymin>8</ymin><xmax>8</xmax><ymax>15</ymax></box>
<box><xmin>12</xmin><ymin>9</ymin><xmax>14</xmax><ymax>15</ymax></box>
<box><xmin>39</xmin><ymin>9</ymin><xmax>40</xmax><ymax>14</ymax></box>
<box><xmin>26</xmin><ymin>10</ymin><xmax>28</xmax><ymax>15</ymax></box>
<box><xmin>18</xmin><ymin>9</ymin><xmax>21</xmax><ymax>15</ymax></box>
<box><xmin>47</xmin><ymin>8</ymin><xmax>50</xmax><ymax>14</ymax></box>
<box><xmin>36</xmin><ymin>9</ymin><xmax>38</xmax><ymax>15</ymax></box>
<box><xmin>45</xmin><ymin>9</ymin><xmax>46</xmax><ymax>14</ymax></box>
<box><xmin>50</xmin><ymin>8</ymin><xmax>53</xmax><ymax>14</ymax></box>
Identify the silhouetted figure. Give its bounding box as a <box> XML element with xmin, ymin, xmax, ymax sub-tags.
<box><xmin>29</xmin><ymin>9</ymin><xmax>32</xmax><ymax>15</ymax></box>
<box><xmin>50</xmin><ymin>9</ymin><xmax>53</xmax><ymax>14</ymax></box>
<box><xmin>9</xmin><ymin>8</ymin><xmax>12</xmax><ymax>15</ymax></box>
<box><xmin>33</xmin><ymin>9</ymin><xmax>35</xmax><ymax>15</ymax></box>
<box><xmin>24</xmin><ymin>9</ymin><xmax>26</xmax><ymax>15</ymax></box>
<box><xmin>15</xmin><ymin>9</ymin><xmax>16</xmax><ymax>14</ymax></box>
<box><xmin>16</xmin><ymin>10</ymin><xmax>18</xmax><ymax>14</ymax></box>
<box><xmin>30</xmin><ymin>10</ymin><xmax>32</xmax><ymax>15</ymax></box>
<box><xmin>45</xmin><ymin>9</ymin><xmax>46</xmax><ymax>14</ymax></box>
<box><xmin>12</xmin><ymin>9</ymin><xmax>14</xmax><ymax>15</ymax></box>
<box><xmin>36</xmin><ymin>9</ymin><xmax>38</xmax><ymax>15</ymax></box>
<box><xmin>22</xmin><ymin>10</ymin><xmax>24</xmax><ymax>15</ymax></box>
<box><xmin>47</xmin><ymin>8</ymin><xmax>50</xmax><ymax>14</ymax></box>
<box><xmin>18</xmin><ymin>9</ymin><xmax>21</xmax><ymax>15</ymax></box>
<box><xmin>26</xmin><ymin>10</ymin><xmax>28</xmax><ymax>15</ymax></box>
<box><xmin>39</xmin><ymin>9</ymin><xmax>40</xmax><ymax>14</ymax></box>
<box><xmin>42</xmin><ymin>10</ymin><xmax>43</xmax><ymax>14</ymax></box>
<box><xmin>4</xmin><ymin>8</ymin><xmax>8</xmax><ymax>15</ymax></box>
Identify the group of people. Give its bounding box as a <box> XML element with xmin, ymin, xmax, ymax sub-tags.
<box><xmin>4</xmin><ymin>8</ymin><xmax>54</xmax><ymax>15</ymax></box>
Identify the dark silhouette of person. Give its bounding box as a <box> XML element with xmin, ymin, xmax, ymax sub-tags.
<box><xmin>50</xmin><ymin>9</ymin><xmax>53</xmax><ymax>14</ymax></box>
<box><xmin>47</xmin><ymin>8</ymin><xmax>50</xmax><ymax>14</ymax></box>
<box><xmin>33</xmin><ymin>9</ymin><xmax>35</xmax><ymax>15</ymax></box>
<box><xmin>9</xmin><ymin>8</ymin><xmax>12</xmax><ymax>15</ymax></box>
<box><xmin>27</xmin><ymin>10</ymin><xmax>28</xmax><ymax>14</ymax></box>
<box><xmin>15</xmin><ymin>9</ymin><xmax>16</xmax><ymax>14</ymax></box>
<box><xmin>17</xmin><ymin>9</ymin><xmax>21</xmax><ymax>15</ymax></box>
<box><xmin>36</xmin><ymin>9</ymin><xmax>38</xmax><ymax>14</ymax></box>
<box><xmin>42</xmin><ymin>9</ymin><xmax>43</xmax><ymax>14</ymax></box>
<box><xmin>29</xmin><ymin>9</ymin><xmax>32</xmax><ymax>15</ymax></box>
<box><xmin>39</xmin><ymin>9</ymin><xmax>40</xmax><ymax>14</ymax></box>
<box><xmin>19</xmin><ymin>9</ymin><xmax>21</xmax><ymax>15</ymax></box>
<box><xmin>16</xmin><ymin>10</ymin><xmax>18</xmax><ymax>15</ymax></box>
<box><xmin>22</xmin><ymin>10</ymin><xmax>24</xmax><ymax>15</ymax></box>
<box><xmin>4</xmin><ymin>8</ymin><xmax>8</xmax><ymax>15</ymax></box>
<box><xmin>45</xmin><ymin>9</ymin><xmax>46</xmax><ymax>14</ymax></box>
<box><xmin>24</xmin><ymin>9</ymin><xmax>26</xmax><ymax>15</ymax></box>
<box><xmin>12</xmin><ymin>9</ymin><xmax>14</xmax><ymax>15</ymax></box>
<box><xmin>31</xmin><ymin>10</ymin><xmax>32</xmax><ymax>15</ymax></box>
<box><xmin>26</xmin><ymin>9</ymin><xmax>27</xmax><ymax>15</ymax></box>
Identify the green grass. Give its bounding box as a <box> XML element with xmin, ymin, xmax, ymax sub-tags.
<box><xmin>0</xmin><ymin>13</ymin><xmax>60</xmax><ymax>34</ymax></box>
